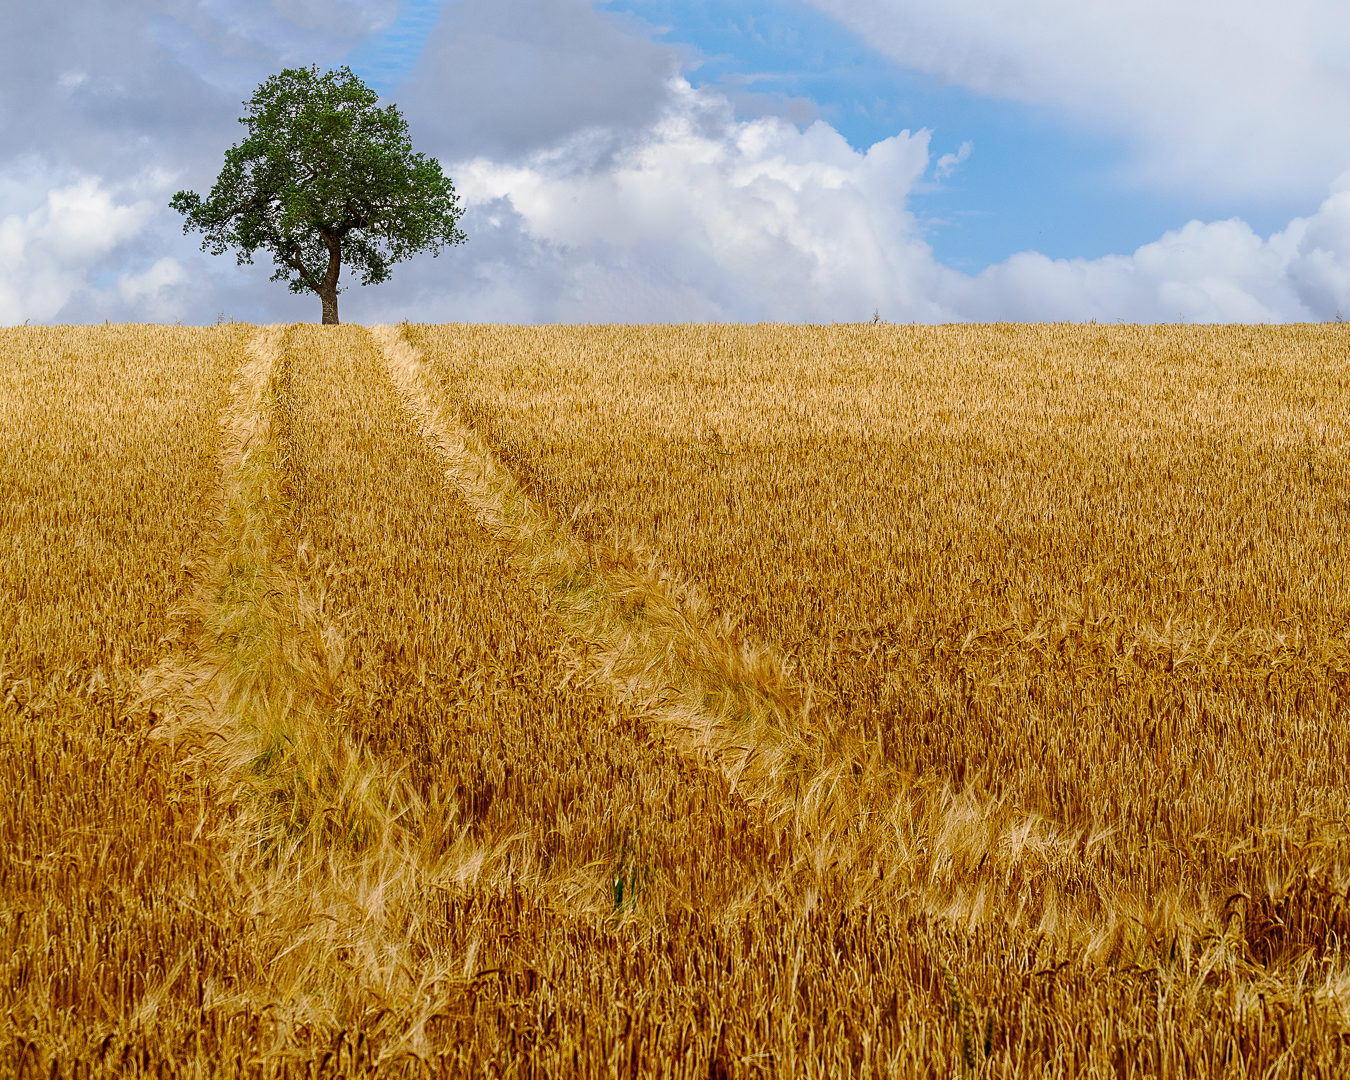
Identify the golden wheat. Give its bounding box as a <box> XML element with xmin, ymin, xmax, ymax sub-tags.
<box><xmin>0</xmin><ymin>324</ymin><xmax>266</xmax><ymax>1071</ymax></box>
<box><xmin>6</xmin><ymin>322</ymin><xmax>1350</xmax><ymax>1075</ymax></box>
<box><xmin>405</xmin><ymin>324</ymin><xmax>1350</xmax><ymax>898</ymax></box>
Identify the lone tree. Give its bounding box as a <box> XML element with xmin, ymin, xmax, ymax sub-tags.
<box><xmin>171</xmin><ymin>65</ymin><xmax>465</xmax><ymax>324</ymax></box>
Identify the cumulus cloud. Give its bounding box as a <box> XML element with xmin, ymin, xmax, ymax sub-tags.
<box><xmin>0</xmin><ymin>175</ymin><xmax>159</xmax><ymax>323</ymax></box>
<box><xmin>348</xmin><ymin>78</ymin><xmax>1350</xmax><ymax>326</ymax></box>
<box><xmin>801</xmin><ymin>0</ymin><xmax>1350</xmax><ymax>203</ymax></box>
<box><xmin>376</xmin><ymin>79</ymin><xmax>952</xmax><ymax>322</ymax></box>
<box><xmin>17</xmin><ymin>68</ymin><xmax>1350</xmax><ymax>327</ymax></box>
<box><xmin>935</xmin><ymin>141</ymin><xmax>971</xmax><ymax>180</ymax></box>
<box><xmin>940</xmin><ymin>188</ymin><xmax>1350</xmax><ymax>323</ymax></box>
<box><xmin>332</xmin><ymin>0</ymin><xmax>1350</xmax><ymax>325</ymax></box>
<box><xmin>117</xmin><ymin>256</ymin><xmax>189</xmax><ymax>311</ymax></box>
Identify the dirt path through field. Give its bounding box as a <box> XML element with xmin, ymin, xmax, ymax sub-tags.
<box><xmin>129</xmin><ymin>325</ymin><xmax>482</xmax><ymax>1054</ymax></box>
<box><xmin>280</xmin><ymin>325</ymin><xmax>793</xmax><ymax>908</ymax></box>
<box><xmin>135</xmin><ymin>324</ymin><xmax>369</xmax><ymax>829</ymax></box>
<box><xmin>135</xmin><ymin>324</ymin><xmax>311</xmax><ymax>756</ymax></box>
<box><xmin>372</xmin><ymin>323</ymin><xmax>1350</xmax><ymax>971</ymax></box>
<box><xmin>371</xmin><ymin>324</ymin><xmax>839</xmax><ymax>814</ymax></box>
<box><xmin>371</xmin><ymin>324</ymin><xmax>1088</xmax><ymax>913</ymax></box>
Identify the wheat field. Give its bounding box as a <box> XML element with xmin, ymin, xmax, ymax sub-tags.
<box><xmin>3</xmin><ymin>321</ymin><xmax>1350</xmax><ymax>1076</ymax></box>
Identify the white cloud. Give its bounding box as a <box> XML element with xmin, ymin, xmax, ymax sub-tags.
<box><xmin>117</xmin><ymin>256</ymin><xmax>188</xmax><ymax>312</ymax></box>
<box><xmin>945</xmin><ymin>191</ymin><xmax>1350</xmax><ymax>323</ymax></box>
<box><xmin>802</xmin><ymin>0</ymin><xmax>1350</xmax><ymax>202</ymax></box>
<box><xmin>387</xmin><ymin>77</ymin><xmax>1350</xmax><ymax>326</ymax></box>
<box><xmin>33</xmin><ymin>178</ymin><xmax>154</xmax><ymax>259</ymax></box>
<box><xmin>442</xmin><ymin>79</ymin><xmax>955</xmax><ymax>321</ymax></box>
<box><xmin>0</xmin><ymin>172</ymin><xmax>180</xmax><ymax>324</ymax></box>
<box><xmin>935</xmin><ymin>141</ymin><xmax>971</xmax><ymax>180</ymax></box>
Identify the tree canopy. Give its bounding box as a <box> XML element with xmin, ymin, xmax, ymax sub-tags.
<box><xmin>171</xmin><ymin>65</ymin><xmax>465</xmax><ymax>324</ymax></box>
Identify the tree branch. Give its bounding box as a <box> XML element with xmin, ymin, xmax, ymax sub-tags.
<box><xmin>290</xmin><ymin>243</ymin><xmax>324</xmax><ymax>294</ymax></box>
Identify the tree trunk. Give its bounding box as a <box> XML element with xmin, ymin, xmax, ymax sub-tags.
<box><xmin>319</xmin><ymin>232</ymin><xmax>342</xmax><ymax>324</ymax></box>
<box><xmin>320</xmin><ymin>287</ymin><xmax>339</xmax><ymax>324</ymax></box>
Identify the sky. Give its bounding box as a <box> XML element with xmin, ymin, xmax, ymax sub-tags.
<box><xmin>4</xmin><ymin>0</ymin><xmax>1350</xmax><ymax>324</ymax></box>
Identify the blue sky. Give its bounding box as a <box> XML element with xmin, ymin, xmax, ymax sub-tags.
<box><xmin>345</xmin><ymin>0</ymin><xmax>448</xmax><ymax>97</ymax></box>
<box><xmin>5</xmin><ymin>0</ymin><xmax>1350</xmax><ymax>324</ymax></box>
<box><xmin>600</xmin><ymin>0</ymin><xmax>1183</xmax><ymax>270</ymax></box>
<box><xmin>342</xmin><ymin>0</ymin><xmax>1309</xmax><ymax>273</ymax></box>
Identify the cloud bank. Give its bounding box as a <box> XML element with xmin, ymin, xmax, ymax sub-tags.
<box><xmin>423</xmin><ymin>81</ymin><xmax>944</xmax><ymax>323</ymax></box>
<box><xmin>360</xmin><ymin>74</ymin><xmax>1350</xmax><ymax>324</ymax></box>
<box><xmin>801</xmin><ymin>0</ymin><xmax>1350</xmax><ymax>203</ymax></box>
<box><xmin>3</xmin><ymin>0</ymin><xmax>1350</xmax><ymax>325</ymax></box>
